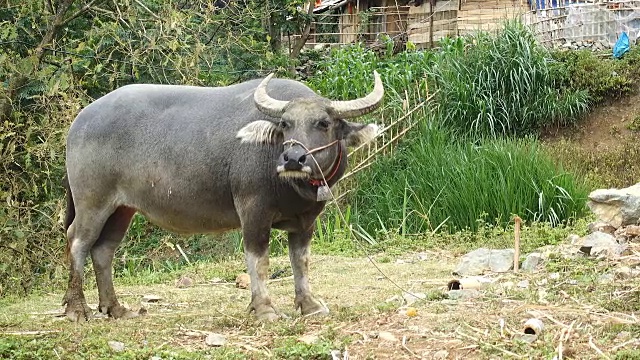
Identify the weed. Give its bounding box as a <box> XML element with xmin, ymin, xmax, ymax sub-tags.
<box><xmin>628</xmin><ymin>115</ymin><xmax>640</xmax><ymax>131</ymax></box>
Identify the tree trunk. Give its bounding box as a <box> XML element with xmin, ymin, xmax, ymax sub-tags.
<box><xmin>289</xmin><ymin>0</ymin><xmax>315</xmax><ymax>60</ymax></box>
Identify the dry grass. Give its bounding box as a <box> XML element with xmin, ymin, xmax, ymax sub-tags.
<box><xmin>1</xmin><ymin>247</ymin><xmax>639</xmax><ymax>359</ymax></box>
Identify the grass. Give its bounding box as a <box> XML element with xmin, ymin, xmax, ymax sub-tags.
<box><xmin>350</xmin><ymin>122</ymin><xmax>589</xmax><ymax>235</ymax></box>
<box><xmin>1</xmin><ymin>227</ymin><xmax>639</xmax><ymax>359</ymax></box>
<box><xmin>428</xmin><ymin>20</ymin><xmax>589</xmax><ymax>138</ymax></box>
<box><xmin>544</xmin><ymin>139</ymin><xmax>640</xmax><ymax>189</ymax></box>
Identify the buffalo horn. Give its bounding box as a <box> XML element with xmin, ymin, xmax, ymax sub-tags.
<box><xmin>254</xmin><ymin>73</ymin><xmax>289</xmax><ymax>117</ymax></box>
<box><xmin>330</xmin><ymin>70</ymin><xmax>384</xmax><ymax>119</ymax></box>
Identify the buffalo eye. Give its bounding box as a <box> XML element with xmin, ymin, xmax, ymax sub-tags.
<box><xmin>316</xmin><ymin>120</ymin><xmax>330</xmax><ymax>130</ymax></box>
<box><xmin>279</xmin><ymin>120</ymin><xmax>289</xmax><ymax>129</ymax></box>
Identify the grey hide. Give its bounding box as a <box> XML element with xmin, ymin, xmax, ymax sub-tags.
<box><xmin>61</xmin><ymin>72</ymin><xmax>383</xmax><ymax>322</ymax></box>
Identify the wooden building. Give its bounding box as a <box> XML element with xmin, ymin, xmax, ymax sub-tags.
<box><xmin>307</xmin><ymin>0</ymin><xmax>529</xmax><ymax>48</ymax></box>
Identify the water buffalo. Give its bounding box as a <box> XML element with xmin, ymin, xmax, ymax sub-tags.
<box><xmin>62</xmin><ymin>71</ymin><xmax>384</xmax><ymax>322</ymax></box>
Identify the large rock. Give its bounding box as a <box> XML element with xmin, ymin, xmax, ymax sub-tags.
<box><xmin>587</xmin><ymin>183</ymin><xmax>640</xmax><ymax>228</ymax></box>
<box><xmin>453</xmin><ymin>248</ymin><xmax>514</xmax><ymax>276</ymax></box>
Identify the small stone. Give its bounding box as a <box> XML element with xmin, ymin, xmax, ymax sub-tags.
<box><xmin>515</xmin><ymin>334</ymin><xmax>538</xmax><ymax>343</ymax></box>
<box><xmin>614</xmin><ymin>266</ymin><xmax>636</xmax><ymax>279</ymax></box>
<box><xmin>621</xmin><ymin>225</ymin><xmax>640</xmax><ymax>237</ymax></box>
<box><xmin>205</xmin><ymin>333</ymin><xmax>226</xmax><ymax>347</ymax></box>
<box><xmin>549</xmin><ymin>272</ymin><xmax>560</xmax><ymax>280</ymax></box>
<box><xmin>378</xmin><ymin>331</ymin><xmax>399</xmax><ymax>342</ymax></box>
<box><xmin>210</xmin><ymin>277</ymin><xmax>223</xmax><ymax>283</ymax></box>
<box><xmin>567</xmin><ymin>234</ymin><xmax>582</xmax><ymax>244</ymax></box>
<box><xmin>108</xmin><ymin>341</ymin><xmax>125</xmax><ymax>352</ymax></box>
<box><xmin>142</xmin><ymin>294</ymin><xmax>162</xmax><ymax>303</ymax></box>
<box><xmin>579</xmin><ymin>231</ymin><xmax>626</xmax><ymax>258</ymax></box>
<box><xmin>175</xmin><ymin>276</ymin><xmax>193</xmax><ymax>288</ymax></box>
<box><xmin>433</xmin><ymin>350</ymin><xmax>449</xmax><ymax>359</ymax></box>
<box><xmin>416</xmin><ymin>252</ymin><xmax>429</xmax><ymax>261</ymax></box>
<box><xmin>235</xmin><ymin>273</ymin><xmax>251</xmax><ymax>289</ymax></box>
<box><xmin>447</xmin><ymin>289</ymin><xmax>481</xmax><ymax>300</ymax></box>
<box><xmin>599</xmin><ymin>272</ymin><xmax>615</xmax><ymax>283</ymax></box>
<box><xmin>588</xmin><ymin>222</ymin><xmax>617</xmax><ymax>234</ymax></box>
<box><xmin>522</xmin><ymin>252</ymin><xmax>543</xmax><ymax>272</ymax></box>
<box><xmin>298</xmin><ymin>334</ymin><xmax>320</xmax><ymax>344</ymax></box>
<box><xmin>517</xmin><ymin>280</ymin><xmax>530</xmax><ymax>288</ymax></box>
<box><xmin>402</xmin><ymin>292</ymin><xmax>426</xmax><ymax>306</ymax></box>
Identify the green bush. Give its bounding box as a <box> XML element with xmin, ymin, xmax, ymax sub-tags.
<box><xmin>550</xmin><ymin>49</ymin><xmax>636</xmax><ymax>104</ymax></box>
<box><xmin>428</xmin><ymin>20</ymin><xmax>589</xmax><ymax>138</ymax></box>
<box><xmin>351</xmin><ymin>122</ymin><xmax>589</xmax><ymax>234</ymax></box>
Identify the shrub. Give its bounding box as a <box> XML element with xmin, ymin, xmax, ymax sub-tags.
<box><xmin>550</xmin><ymin>49</ymin><xmax>636</xmax><ymax>104</ymax></box>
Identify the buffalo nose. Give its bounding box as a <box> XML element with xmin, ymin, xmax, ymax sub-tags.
<box><xmin>282</xmin><ymin>147</ymin><xmax>307</xmax><ymax>171</ymax></box>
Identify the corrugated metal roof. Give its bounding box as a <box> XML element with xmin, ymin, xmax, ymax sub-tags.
<box><xmin>313</xmin><ymin>0</ymin><xmax>349</xmax><ymax>13</ymax></box>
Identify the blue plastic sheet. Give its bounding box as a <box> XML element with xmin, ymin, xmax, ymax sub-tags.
<box><xmin>613</xmin><ymin>32</ymin><xmax>630</xmax><ymax>59</ymax></box>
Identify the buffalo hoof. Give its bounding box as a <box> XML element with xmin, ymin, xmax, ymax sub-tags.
<box><xmin>248</xmin><ymin>302</ymin><xmax>281</xmax><ymax>322</ymax></box>
<box><xmin>64</xmin><ymin>302</ymin><xmax>94</xmax><ymax>322</ymax></box>
<box><xmin>101</xmin><ymin>304</ymin><xmax>142</xmax><ymax>320</ymax></box>
<box><xmin>296</xmin><ymin>295</ymin><xmax>330</xmax><ymax>317</ymax></box>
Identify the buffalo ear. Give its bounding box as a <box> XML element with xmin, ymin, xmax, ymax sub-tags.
<box><xmin>343</xmin><ymin>122</ymin><xmax>379</xmax><ymax>147</ymax></box>
<box><xmin>236</xmin><ymin>120</ymin><xmax>281</xmax><ymax>144</ymax></box>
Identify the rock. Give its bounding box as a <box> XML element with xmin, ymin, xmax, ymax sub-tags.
<box><xmin>620</xmin><ymin>225</ymin><xmax>640</xmax><ymax>238</ymax></box>
<box><xmin>142</xmin><ymin>294</ymin><xmax>162</xmax><ymax>303</ymax></box>
<box><xmin>587</xmin><ymin>183</ymin><xmax>640</xmax><ymax>228</ymax></box>
<box><xmin>175</xmin><ymin>276</ymin><xmax>193</xmax><ymax>288</ymax></box>
<box><xmin>205</xmin><ymin>333</ymin><xmax>226</xmax><ymax>347</ymax></box>
<box><xmin>433</xmin><ymin>350</ymin><xmax>449</xmax><ymax>359</ymax></box>
<box><xmin>567</xmin><ymin>234</ymin><xmax>582</xmax><ymax>244</ymax></box>
<box><xmin>599</xmin><ymin>272</ymin><xmax>615</xmax><ymax>283</ymax></box>
<box><xmin>378</xmin><ymin>331</ymin><xmax>399</xmax><ymax>342</ymax></box>
<box><xmin>298</xmin><ymin>334</ymin><xmax>320</xmax><ymax>345</ymax></box>
<box><xmin>517</xmin><ymin>280</ymin><xmax>530</xmax><ymax>289</ymax></box>
<box><xmin>549</xmin><ymin>272</ymin><xmax>560</xmax><ymax>280</ymax></box>
<box><xmin>588</xmin><ymin>221</ymin><xmax>617</xmax><ymax>235</ymax></box>
<box><xmin>447</xmin><ymin>289</ymin><xmax>481</xmax><ymax>300</ymax></box>
<box><xmin>108</xmin><ymin>340</ymin><xmax>125</xmax><ymax>352</ymax></box>
<box><xmin>235</xmin><ymin>273</ymin><xmax>251</xmax><ymax>289</ymax></box>
<box><xmin>453</xmin><ymin>248</ymin><xmax>514</xmax><ymax>276</ymax></box>
<box><xmin>614</xmin><ymin>266</ymin><xmax>638</xmax><ymax>279</ymax></box>
<box><xmin>578</xmin><ymin>231</ymin><xmax>626</xmax><ymax>258</ymax></box>
<box><xmin>537</xmin><ymin>244</ymin><xmax>581</xmax><ymax>260</ymax></box>
<box><xmin>522</xmin><ymin>252</ymin><xmax>543</xmax><ymax>272</ymax></box>
<box><xmin>402</xmin><ymin>292</ymin><xmax>426</xmax><ymax>306</ymax></box>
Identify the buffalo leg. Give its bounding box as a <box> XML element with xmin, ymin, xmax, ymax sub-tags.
<box><xmin>241</xmin><ymin>220</ymin><xmax>279</xmax><ymax>321</ymax></box>
<box><xmin>288</xmin><ymin>227</ymin><xmax>329</xmax><ymax>316</ymax></box>
<box><xmin>90</xmin><ymin>206</ymin><xmax>137</xmax><ymax>319</ymax></box>
<box><xmin>62</xmin><ymin>206</ymin><xmax>114</xmax><ymax>322</ymax></box>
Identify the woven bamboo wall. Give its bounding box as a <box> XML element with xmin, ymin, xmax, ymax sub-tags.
<box><xmin>407</xmin><ymin>0</ymin><xmax>528</xmax><ymax>47</ymax></box>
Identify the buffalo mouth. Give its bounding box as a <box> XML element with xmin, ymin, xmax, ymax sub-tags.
<box><xmin>276</xmin><ymin>165</ymin><xmax>312</xmax><ymax>179</ymax></box>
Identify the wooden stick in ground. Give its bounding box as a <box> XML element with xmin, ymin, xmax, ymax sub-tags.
<box><xmin>514</xmin><ymin>216</ymin><xmax>522</xmax><ymax>272</ymax></box>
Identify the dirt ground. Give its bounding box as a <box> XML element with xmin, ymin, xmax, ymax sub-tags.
<box><xmin>1</xmin><ymin>248</ymin><xmax>639</xmax><ymax>359</ymax></box>
<box><xmin>541</xmin><ymin>92</ymin><xmax>640</xmax><ymax>151</ymax></box>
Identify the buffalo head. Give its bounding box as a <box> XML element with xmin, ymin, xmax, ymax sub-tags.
<box><xmin>237</xmin><ymin>71</ymin><xmax>384</xmax><ymax>183</ymax></box>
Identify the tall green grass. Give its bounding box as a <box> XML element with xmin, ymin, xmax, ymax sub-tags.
<box><xmin>351</xmin><ymin>122</ymin><xmax>589</xmax><ymax>234</ymax></box>
<box><xmin>429</xmin><ymin>20</ymin><xmax>589</xmax><ymax>138</ymax></box>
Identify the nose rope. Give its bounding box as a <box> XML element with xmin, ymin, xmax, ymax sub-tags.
<box><xmin>283</xmin><ymin>139</ymin><xmax>339</xmax><ymax>155</ymax></box>
<box><xmin>282</xmin><ymin>139</ymin><xmax>342</xmax><ymax>186</ymax></box>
